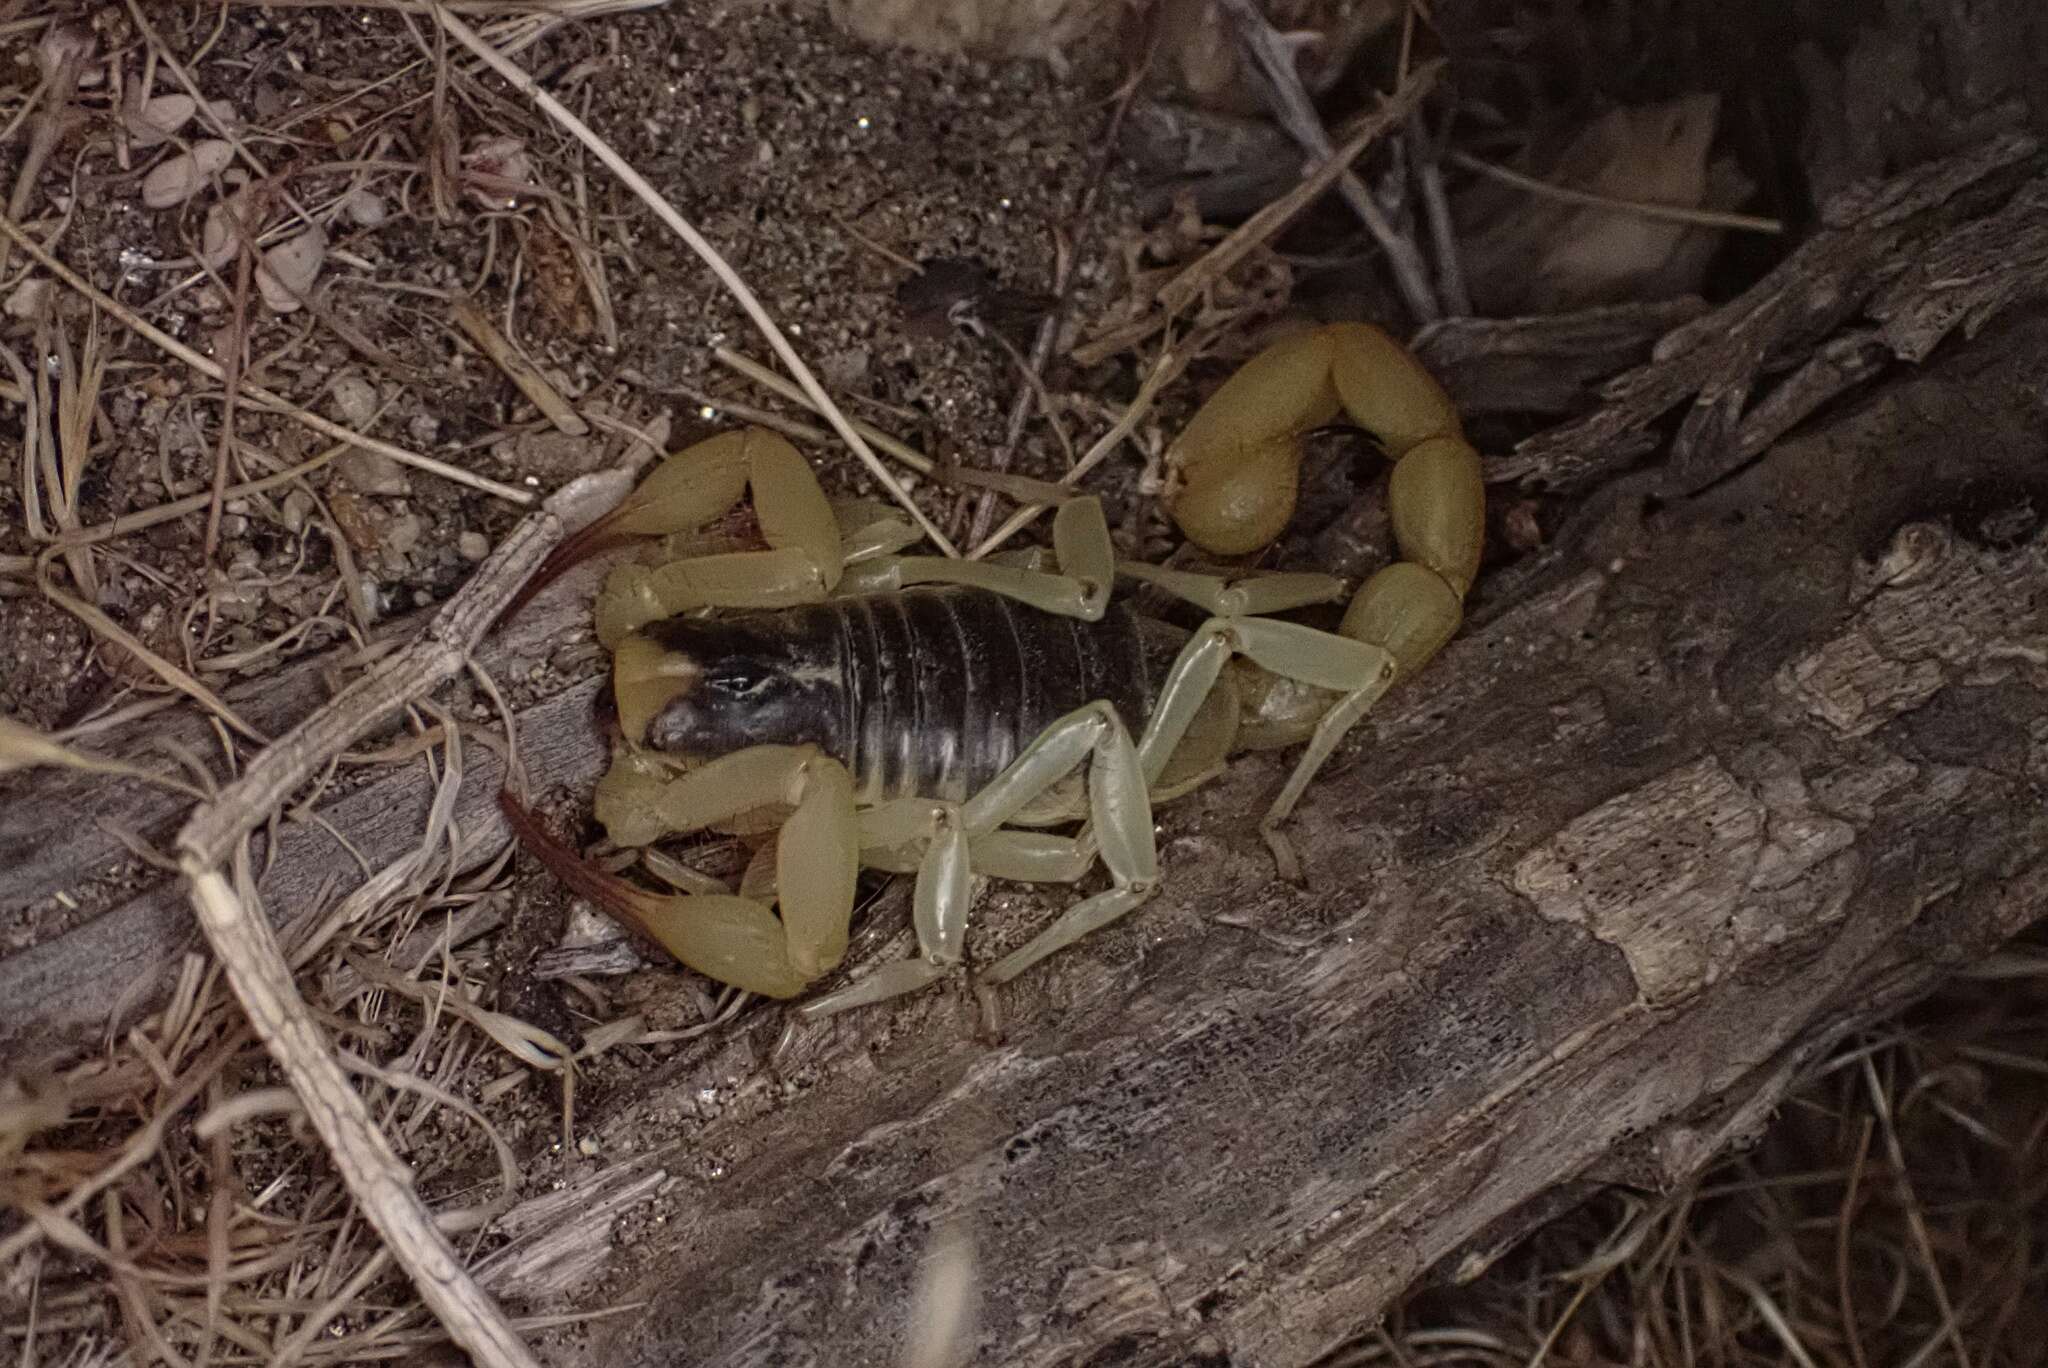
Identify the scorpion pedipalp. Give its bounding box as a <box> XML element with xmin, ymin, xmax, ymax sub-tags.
<box><xmin>593</xmin><ymin>428</ymin><xmax>845</xmax><ymax>647</ymax></box>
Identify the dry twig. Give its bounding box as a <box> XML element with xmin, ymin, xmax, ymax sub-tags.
<box><xmin>166</xmin><ymin>470</ymin><xmax>626</xmax><ymax>1368</ymax></box>
<box><xmin>1217</xmin><ymin>0</ymin><xmax>1440</xmax><ymax>322</ymax></box>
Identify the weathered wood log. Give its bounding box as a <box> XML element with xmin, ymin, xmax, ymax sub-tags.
<box><xmin>4</xmin><ymin>308</ymin><xmax>2046</xmax><ymax>1365</ymax></box>
<box><xmin>561</xmin><ymin>312</ymin><xmax>2047</xmax><ymax>1366</ymax></box>
<box><xmin>0</xmin><ymin>554</ymin><xmax>618</xmax><ymax>1068</ymax></box>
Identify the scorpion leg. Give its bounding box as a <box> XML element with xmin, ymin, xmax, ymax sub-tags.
<box><xmin>852</xmin><ymin>495</ymin><xmax>1116</xmax><ymax>620</ymax></box>
<box><xmin>595</xmin><ymin>428</ymin><xmax>844</xmax><ymax>647</ymax></box>
<box><xmin>797</xmin><ymin>701</ymin><xmax>1157</xmax><ymax>1016</ymax></box>
<box><xmin>971</xmin><ymin>702</ymin><xmax>1158</xmax><ymax>988</ymax></box>
<box><xmin>1134</xmin><ymin>615</ymin><xmax>1399</xmax><ymax>882</ymax></box>
<box><xmin>1116</xmin><ymin>562</ymin><xmax>1348</xmax><ymax>617</ymax></box>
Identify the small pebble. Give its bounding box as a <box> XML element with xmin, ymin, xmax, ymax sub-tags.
<box><xmin>458</xmin><ymin>531</ymin><xmax>490</xmax><ymax>561</ymax></box>
<box><xmin>511</xmin><ymin>430</ymin><xmax>602</xmax><ymax>478</ymax></box>
<box><xmin>337</xmin><ymin>448</ymin><xmax>411</xmax><ymax>497</ymax></box>
<box><xmin>4</xmin><ymin>277</ymin><xmax>51</xmax><ymax>319</ymax></box>
<box><xmin>820</xmin><ymin>346</ymin><xmax>870</xmax><ymax>390</ymax></box>
<box><xmin>330</xmin><ymin>372</ymin><xmax>378</xmax><ymax>428</ymax></box>
<box><xmin>407</xmin><ymin>413</ymin><xmax>442</xmax><ymax>446</ymax></box>
<box><xmin>382</xmin><ymin>511</ymin><xmax>423</xmax><ymax>556</ymax></box>
<box><xmin>578</xmin><ymin>1135</ymin><xmax>601</xmax><ymax>1157</ymax></box>
<box><xmin>214</xmin><ymin>580</ymin><xmax>263</xmax><ymax>624</ymax></box>
<box><xmin>343</xmin><ymin>188</ymin><xmax>388</xmax><ymax>227</ymax></box>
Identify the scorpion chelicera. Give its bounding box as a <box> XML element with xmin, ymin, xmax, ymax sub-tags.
<box><xmin>499</xmin><ymin>321</ymin><xmax>1483</xmax><ymax>1018</ymax></box>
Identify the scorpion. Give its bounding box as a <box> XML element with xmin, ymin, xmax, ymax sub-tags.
<box><xmin>500</xmin><ymin>320</ymin><xmax>1483</xmax><ymax>1018</ymax></box>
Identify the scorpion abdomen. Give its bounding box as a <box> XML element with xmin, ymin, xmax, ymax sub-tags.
<box><xmin>635</xmin><ymin>586</ymin><xmax>1158</xmax><ymax>805</ymax></box>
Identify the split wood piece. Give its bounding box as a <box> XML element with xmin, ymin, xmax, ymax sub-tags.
<box><xmin>0</xmin><ymin>494</ymin><xmax>625</xmax><ymax>1067</ymax></box>
<box><xmin>1411</xmin><ymin>298</ymin><xmax>1710</xmax><ymax>417</ymax></box>
<box><xmin>1496</xmin><ymin>132</ymin><xmax>2046</xmax><ymax>496</ymax></box>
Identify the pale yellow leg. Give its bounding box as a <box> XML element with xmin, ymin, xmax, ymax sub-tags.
<box><xmin>1118</xmin><ymin>562</ymin><xmax>1348</xmax><ymax>617</ymax></box>
<box><xmin>799</xmin><ymin>701</ymin><xmax>1160</xmax><ymax>1018</ymax></box>
<box><xmin>855</xmin><ymin>496</ymin><xmax>1116</xmax><ymax>620</ymax></box>
<box><xmin>1131</xmin><ymin>614</ymin><xmax>1398</xmax><ymax>882</ymax></box>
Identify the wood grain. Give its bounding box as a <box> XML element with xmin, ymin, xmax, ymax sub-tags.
<box><xmin>0</xmin><ymin>556</ymin><xmax>615</xmax><ymax>1068</ymax></box>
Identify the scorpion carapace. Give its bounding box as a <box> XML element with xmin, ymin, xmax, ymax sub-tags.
<box><xmin>617</xmin><ymin>585</ymin><xmax>1161</xmax><ymax>806</ymax></box>
<box><xmin>501</xmin><ymin>319</ymin><xmax>1484</xmax><ymax>1017</ymax></box>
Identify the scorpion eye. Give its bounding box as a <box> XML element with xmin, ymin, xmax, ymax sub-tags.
<box><xmin>706</xmin><ymin>668</ymin><xmax>768</xmax><ymax>699</ymax></box>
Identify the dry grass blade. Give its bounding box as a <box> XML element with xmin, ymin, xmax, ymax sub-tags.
<box><xmin>1449</xmin><ymin>150</ymin><xmax>1785</xmax><ymax>234</ymax></box>
<box><xmin>450</xmin><ymin>293</ymin><xmax>588</xmax><ymax>435</ymax></box>
<box><xmin>0</xmin><ymin>716</ymin><xmax>195</xmax><ymax>797</ymax></box>
<box><xmin>1158</xmin><ymin>61</ymin><xmax>1440</xmax><ymax>320</ymax></box>
<box><xmin>712</xmin><ymin>347</ymin><xmax>936</xmax><ymax>474</ymax></box>
<box><xmin>182</xmin><ymin>865</ymin><xmax>540</xmax><ymax>1368</ymax></box>
<box><xmin>1859</xmin><ymin>1053</ymin><xmax>1973</xmax><ymax>1368</ymax></box>
<box><xmin>0</xmin><ymin>1028</ymin><xmax>250</xmax><ymax>1271</ymax></box>
<box><xmin>51</xmin><ymin>438</ymin><xmax>348</xmax><ymax>549</ymax></box>
<box><xmin>969</xmin><ymin>340</ymin><xmax>1193</xmax><ymax>558</ymax></box>
<box><xmin>42</xmin><ymin>308</ymin><xmax>108</xmax><ymax>597</ymax></box>
<box><xmin>36</xmin><ymin>562</ymin><xmax>265</xmax><ymax>744</ymax></box>
<box><xmin>430</xmin><ymin>9</ymin><xmax>960</xmax><ymax>554</ymax></box>
<box><xmin>344</xmin><ymin>952</ymin><xmax>571</xmax><ymax>1073</ymax></box>
<box><xmin>0</xmin><ymin>211</ymin><xmax>535</xmax><ymax>505</ymax></box>
<box><xmin>154</xmin><ymin>477</ymin><xmax>622</xmax><ymax>1368</ymax></box>
<box><xmin>1218</xmin><ymin>0</ymin><xmax>1439</xmax><ymax>322</ymax></box>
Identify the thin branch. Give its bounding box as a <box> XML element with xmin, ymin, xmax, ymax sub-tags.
<box><xmin>1218</xmin><ymin>0</ymin><xmax>1441</xmax><ymax>322</ymax></box>
<box><xmin>169</xmin><ymin>472</ymin><xmax>628</xmax><ymax>1368</ymax></box>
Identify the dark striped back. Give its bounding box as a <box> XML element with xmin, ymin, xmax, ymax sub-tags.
<box><xmin>640</xmin><ymin>587</ymin><xmax>1156</xmax><ymax>804</ymax></box>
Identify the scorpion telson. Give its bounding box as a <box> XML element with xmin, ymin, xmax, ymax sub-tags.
<box><xmin>501</xmin><ymin>321</ymin><xmax>1485</xmax><ymax>1016</ymax></box>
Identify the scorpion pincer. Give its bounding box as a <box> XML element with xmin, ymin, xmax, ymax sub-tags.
<box><xmin>500</xmin><ymin>320</ymin><xmax>1483</xmax><ymax>1018</ymax></box>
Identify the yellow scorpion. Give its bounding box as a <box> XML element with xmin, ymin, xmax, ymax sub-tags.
<box><xmin>501</xmin><ymin>321</ymin><xmax>1482</xmax><ymax>1016</ymax></box>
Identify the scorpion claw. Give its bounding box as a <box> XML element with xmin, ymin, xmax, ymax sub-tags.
<box><xmin>503</xmin><ymin>428</ymin><xmax>845</xmax><ymax>640</ymax></box>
